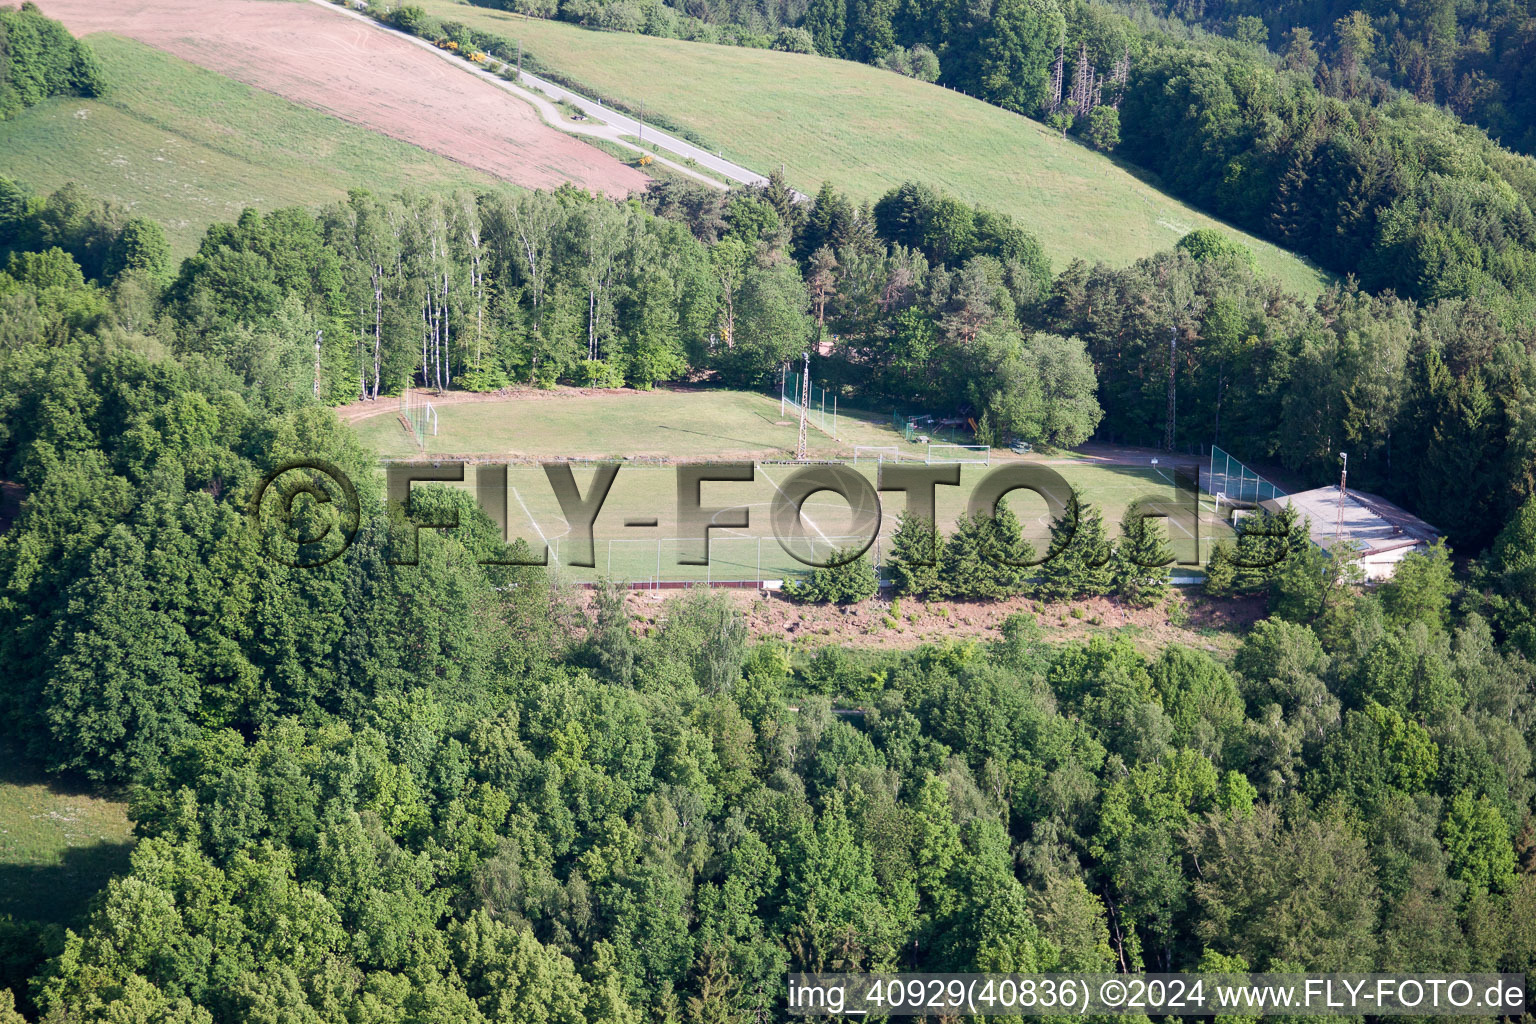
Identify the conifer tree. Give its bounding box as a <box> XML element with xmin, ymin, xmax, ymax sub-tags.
<box><xmin>940</xmin><ymin>503</ymin><xmax>1033</xmax><ymax>599</ymax></box>
<box><xmin>1035</xmin><ymin>491</ymin><xmax>1113</xmax><ymax>602</ymax></box>
<box><xmin>784</xmin><ymin>547</ymin><xmax>879</xmax><ymax>604</ymax></box>
<box><xmin>888</xmin><ymin>511</ymin><xmax>945</xmax><ymax>598</ymax></box>
<box><xmin>1229</xmin><ymin>502</ymin><xmax>1311</xmax><ymax>594</ymax></box>
<box><xmin>1110</xmin><ymin>501</ymin><xmax>1174</xmax><ymax>607</ymax></box>
<box><xmin>1203</xmin><ymin>541</ymin><xmax>1237</xmax><ymax>595</ymax></box>
<box><xmin>939</xmin><ymin>511</ymin><xmax>990</xmax><ymax>600</ymax></box>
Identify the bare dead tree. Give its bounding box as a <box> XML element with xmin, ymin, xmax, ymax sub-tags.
<box><xmin>1110</xmin><ymin>46</ymin><xmax>1131</xmax><ymax>110</ymax></box>
<box><xmin>1070</xmin><ymin>41</ymin><xmax>1097</xmax><ymax>113</ymax></box>
<box><xmin>1049</xmin><ymin>31</ymin><xmax>1066</xmax><ymax>113</ymax></box>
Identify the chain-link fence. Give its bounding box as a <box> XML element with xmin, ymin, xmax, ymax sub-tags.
<box><xmin>779</xmin><ymin>367</ymin><xmax>840</xmax><ymax>439</ymax></box>
<box><xmin>1209</xmin><ymin>445</ymin><xmax>1286</xmax><ymax>505</ymax></box>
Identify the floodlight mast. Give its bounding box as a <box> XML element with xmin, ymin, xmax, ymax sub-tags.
<box><xmin>1337</xmin><ymin>452</ymin><xmax>1349</xmax><ymax>542</ymax></box>
<box><xmin>796</xmin><ymin>352</ymin><xmax>810</xmax><ymax>461</ymax></box>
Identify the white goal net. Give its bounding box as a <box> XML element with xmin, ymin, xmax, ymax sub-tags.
<box><xmin>400</xmin><ymin>391</ymin><xmax>439</xmax><ymax>443</ymax></box>
<box><xmin>925</xmin><ymin>443</ymin><xmax>989</xmax><ymax>465</ymax></box>
<box><xmin>852</xmin><ymin>446</ymin><xmax>901</xmax><ymax>464</ymax></box>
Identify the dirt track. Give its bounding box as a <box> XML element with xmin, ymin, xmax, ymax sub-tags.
<box><xmin>39</xmin><ymin>0</ymin><xmax>648</xmax><ymax>197</ymax></box>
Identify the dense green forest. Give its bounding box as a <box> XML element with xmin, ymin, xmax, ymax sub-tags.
<box><xmin>1139</xmin><ymin>0</ymin><xmax>1536</xmax><ymax>158</ymax></box>
<box><xmin>0</xmin><ymin>2</ymin><xmax>105</xmax><ymax>121</ymax></box>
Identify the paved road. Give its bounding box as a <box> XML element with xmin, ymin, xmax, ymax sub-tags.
<box><xmin>305</xmin><ymin>0</ymin><xmax>795</xmax><ymax>194</ymax></box>
<box><xmin>513</xmin><ymin>67</ymin><xmax>779</xmax><ymax>190</ymax></box>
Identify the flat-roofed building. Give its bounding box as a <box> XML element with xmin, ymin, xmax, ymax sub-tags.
<box><xmin>1258</xmin><ymin>487</ymin><xmax>1442</xmax><ymax>581</ymax></box>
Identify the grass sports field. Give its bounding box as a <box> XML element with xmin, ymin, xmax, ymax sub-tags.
<box><xmin>0</xmin><ymin>33</ymin><xmax>501</xmax><ymax>257</ymax></box>
<box><xmin>404</xmin><ymin>2</ymin><xmax>1329</xmax><ymax>294</ymax></box>
<box><xmin>352</xmin><ymin>389</ymin><xmax>1232</xmax><ymax>583</ymax></box>
<box><xmin>0</xmin><ymin>753</ymin><xmax>133</xmax><ymax>926</ymax></box>
<box><xmin>350</xmin><ymin>388</ymin><xmax>902</xmax><ymax>460</ymax></box>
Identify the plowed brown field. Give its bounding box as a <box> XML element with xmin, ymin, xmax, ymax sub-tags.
<box><xmin>39</xmin><ymin>0</ymin><xmax>648</xmax><ymax>196</ymax></box>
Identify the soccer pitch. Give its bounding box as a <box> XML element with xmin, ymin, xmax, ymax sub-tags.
<box><xmin>408</xmin><ymin>459</ymin><xmax>1232</xmax><ymax>585</ymax></box>
<box><xmin>355</xmin><ymin>388</ymin><xmax>1233</xmax><ymax>583</ymax></box>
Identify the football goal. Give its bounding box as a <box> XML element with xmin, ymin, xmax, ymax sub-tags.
<box><xmin>926</xmin><ymin>443</ymin><xmax>989</xmax><ymax>465</ymax></box>
<box><xmin>853</xmin><ymin>446</ymin><xmax>901</xmax><ymax>464</ymax></box>
<box><xmin>400</xmin><ymin>391</ymin><xmax>439</xmax><ymax>444</ymax></box>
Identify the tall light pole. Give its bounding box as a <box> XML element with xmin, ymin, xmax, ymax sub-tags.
<box><xmin>796</xmin><ymin>351</ymin><xmax>810</xmax><ymax>461</ymax></box>
<box><xmin>1336</xmin><ymin>452</ymin><xmax>1348</xmax><ymax>543</ymax></box>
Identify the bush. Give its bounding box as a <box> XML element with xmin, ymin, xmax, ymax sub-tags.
<box><xmin>597</xmin><ymin>0</ymin><xmax>646</xmax><ymax>34</ymax></box>
<box><xmin>1176</xmin><ymin>228</ymin><xmax>1256</xmax><ymax>269</ymax></box>
<box><xmin>0</xmin><ymin>6</ymin><xmax>108</xmax><ymax>119</ymax></box>
<box><xmin>580</xmin><ymin>359</ymin><xmax>625</xmax><ymax>388</ymax></box>
<box><xmin>455</xmin><ymin>366</ymin><xmax>512</xmax><ymax>392</ymax></box>
<box><xmin>1166</xmin><ymin>595</ymin><xmax>1189</xmax><ymax>626</ymax></box>
<box><xmin>908</xmin><ymin>44</ymin><xmax>941</xmax><ymax>82</ymax></box>
<box><xmin>875</xmin><ymin>44</ymin><xmax>940</xmax><ymax>82</ymax></box>
<box><xmin>385</xmin><ymin>4</ymin><xmax>429</xmax><ymax>32</ymax></box>
<box><xmin>783</xmin><ymin>547</ymin><xmax>879</xmax><ymax>604</ymax></box>
<box><xmin>772</xmin><ymin>26</ymin><xmax>815</xmax><ymax>53</ymax></box>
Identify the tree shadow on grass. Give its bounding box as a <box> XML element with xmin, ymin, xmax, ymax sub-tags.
<box><xmin>0</xmin><ymin>740</ymin><xmax>133</xmax><ymax>928</ymax></box>
<box><xmin>0</xmin><ymin>841</ymin><xmax>133</xmax><ymax>927</ymax></box>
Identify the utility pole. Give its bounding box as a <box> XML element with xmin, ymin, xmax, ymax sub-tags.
<box><xmin>780</xmin><ymin>362</ymin><xmax>787</xmax><ymax>417</ymax></box>
<box><xmin>796</xmin><ymin>351</ymin><xmax>810</xmax><ymax>460</ymax></box>
<box><xmin>1336</xmin><ymin>452</ymin><xmax>1348</xmax><ymax>542</ymax></box>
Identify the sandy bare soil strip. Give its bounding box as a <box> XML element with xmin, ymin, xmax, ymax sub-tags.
<box><xmin>38</xmin><ymin>0</ymin><xmax>648</xmax><ymax>197</ymax></box>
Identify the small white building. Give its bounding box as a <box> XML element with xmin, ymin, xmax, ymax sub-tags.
<box><xmin>1259</xmin><ymin>487</ymin><xmax>1442</xmax><ymax>581</ymax></box>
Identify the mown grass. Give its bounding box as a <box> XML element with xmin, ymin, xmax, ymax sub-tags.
<box><xmin>0</xmin><ymin>33</ymin><xmax>502</xmax><ymax>257</ymax></box>
<box><xmin>407</xmin><ymin>3</ymin><xmax>1331</xmax><ymax>294</ymax></box>
<box><xmin>351</xmin><ymin>388</ymin><xmax>1231</xmax><ymax>582</ymax></box>
<box><xmin>0</xmin><ymin>751</ymin><xmax>133</xmax><ymax>926</ymax></box>
<box><xmin>351</xmin><ymin>387</ymin><xmax>851</xmax><ymax>460</ymax></box>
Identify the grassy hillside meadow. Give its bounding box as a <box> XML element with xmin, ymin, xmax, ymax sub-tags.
<box><xmin>0</xmin><ymin>33</ymin><xmax>504</xmax><ymax>257</ymax></box>
<box><xmin>407</xmin><ymin>2</ymin><xmax>1331</xmax><ymax>293</ymax></box>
